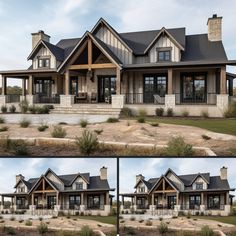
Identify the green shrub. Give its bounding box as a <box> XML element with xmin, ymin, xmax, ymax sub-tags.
<box><xmin>10</xmin><ymin>140</ymin><xmax>29</xmax><ymax>156</ymax></box>
<box><xmin>9</xmin><ymin>105</ymin><xmax>16</xmax><ymax>113</ymax></box>
<box><xmin>19</xmin><ymin>100</ymin><xmax>28</xmax><ymax>113</ymax></box>
<box><xmin>156</xmin><ymin>108</ymin><xmax>164</xmax><ymax>116</ymax></box>
<box><xmin>37</xmin><ymin>222</ymin><xmax>48</xmax><ymax>234</ymax></box>
<box><xmin>25</xmin><ymin>219</ymin><xmax>32</xmax><ymax>226</ymax></box>
<box><xmin>58</xmin><ymin>122</ymin><xmax>68</xmax><ymax>125</ymax></box>
<box><xmin>200</xmin><ymin>225</ymin><xmax>214</xmax><ymax>236</ymax></box>
<box><xmin>19</xmin><ymin>118</ymin><xmax>31</xmax><ymax>128</ymax></box>
<box><xmin>80</xmin><ymin>119</ymin><xmax>88</xmax><ymax>128</ymax></box>
<box><xmin>80</xmin><ymin>225</ymin><xmax>94</xmax><ymax>236</ymax></box>
<box><xmin>137</xmin><ymin>117</ymin><xmax>145</xmax><ymax>123</ymax></box>
<box><xmin>138</xmin><ymin>108</ymin><xmax>147</xmax><ymax>117</ymax></box>
<box><xmin>159</xmin><ymin>222</ymin><xmax>168</xmax><ymax>234</ymax></box>
<box><xmin>76</xmin><ymin>130</ymin><xmax>99</xmax><ymax>155</ymax></box>
<box><xmin>165</xmin><ymin>136</ymin><xmax>194</xmax><ymax>156</ymax></box>
<box><xmin>224</xmin><ymin>101</ymin><xmax>236</xmax><ymax>118</ymax></box>
<box><xmin>10</xmin><ymin>216</ymin><xmax>15</xmax><ymax>221</ymax></box>
<box><xmin>36</xmin><ymin>105</ymin><xmax>50</xmax><ymax>114</ymax></box>
<box><xmin>202</xmin><ymin>134</ymin><xmax>211</xmax><ymax>140</ymax></box>
<box><xmin>201</xmin><ymin>110</ymin><xmax>209</xmax><ymax>118</ymax></box>
<box><xmin>121</xmin><ymin>107</ymin><xmax>132</xmax><ymax>117</ymax></box>
<box><xmin>38</xmin><ymin>124</ymin><xmax>49</xmax><ymax>132</ymax></box>
<box><xmin>94</xmin><ymin>129</ymin><xmax>103</xmax><ymax>135</ymax></box>
<box><xmin>0</xmin><ymin>117</ymin><xmax>5</xmax><ymax>124</ymax></box>
<box><xmin>182</xmin><ymin>110</ymin><xmax>189</xmax><ymax>117</ymax></box>
<box><xmin>28</xmin><ymin>105</ymin><xmax>37</xmax><ymax>114</ymax></box>
<box><xmin>19</xmin><ymin>219</ymin><xmax>24</xmax><ymax>223</ymax></box>
<box><xmin>39</xmin><ymin>217</ymin><xmax>43</xmax><ymax>221</ymax></box>
<box><xmin>149</xmin><ymin>122</ymin><xmax>159</xmax><ymax>127</ymax></box>
<box><xmin>107</xmin><ymin>117</ymin><xmax>119</xmax><ymax>123</ymax></box>
<box><xmin>167</xmin><ymin>108</ymin><xmax>174</xmax><ymax>117</ymax></box>
<box><xmin>0</xmin><ymin>126</ymin><xmax>8</xmax><ymax>132</ymax></box>
<box><xmin>130</xmin><ymin>216</ymin><xmax>136</xmax><ymax>221</ymax></box>
<box><xmin>145</xmin><ymin>219</ymin><xmax>152</xmax><ymax>226</ymax></box>
<box><xmin>1</xmin><ymin>105</ymin><xmax>7</xmax><ymax>113</ymax></box>
<box><xmin>3</xmin><ymin>226</ymin><xmax>15</xmax><ymax>235</ymax></box>
<box><xmin>51</xmin><ymin>126</ymin><xmax>67</xmax><ymax>138</ymax></box>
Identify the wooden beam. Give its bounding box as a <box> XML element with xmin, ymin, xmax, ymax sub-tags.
<box><xmin>167</xmin><ymin>68</ymin><xmax>173</xmax><ymax>94</ymax></box>
<box><xmin>88</xmin><ymin>38</ymin><xmax>92</xmax><ymax>66</ymax></box>
<box><xmin>65</xmin><ymin>70</ymin><xmax>70</xmax><ymax>95</ymax></box>
<box><xmin>116</xmin><ymin>67</ymin><xmax>121</xmax><ymax>95</ymax></box>
<box><xmin>154</xmin><ymin>190</ymin><xmax>176</xmax><ymax>193</ymax></box>
<box><xmin>69</xmin><ymin>63</ymin><xmax>116</xmax><ymax>70</ymax></box>
<box><xmin>43</xmin><ymin>179</ymin><xmax>45</xmax><ymax>193</ymax></box>
<box><xmin>220</xmin><ymin>66</ymin><xmax>226</xmax><ymax>94</ymax></box>
<box><xmin>1</xmin><ymin>76</ymin><xmax>6</xmax><ymax>95</ymax></box>
<box><xmin>34</xmin><ymin>190</ymin><xmax>56</xmax><ymax>193</ymax></box>
<box><xmin>28</xmin><ymin>75</ymin><xmax>33</xmax><ymax>95</ymax></box>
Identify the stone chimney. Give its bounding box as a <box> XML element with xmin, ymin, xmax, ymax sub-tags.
<box><xmin>207</xmin><ymin>14</ymin><xmax>222</xmax><ymax>41</ymax></box>
<box><xmin>136</xmin><ymin>174</ymin><xmax>144</xmax><ymax>184</ymax></box>
<box><xmin>100</xmin><ymin>166</ymin><xmax>107</xmax><ymax>180</ymax></box>
<box><xmin>31</xmin><ymin>30</ymin><xmax>50</xmax><ymax>49</ymax></box>
<box><xmin>220</xmin><ymin>166</ymin><xmax>227</xmax><ymax>180</ymax></box>
<box><xmin>16</xmin><ymin>174</ymin><xmax>24</xmax><ymax>184</ymax></box>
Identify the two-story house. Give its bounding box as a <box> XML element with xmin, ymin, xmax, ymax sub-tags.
<box><xmin>120</xmin><ymin>167</ymin><xmax>235</xmax><ymax>217</ymax></box>
<box><xmin>0</xmin><ymin>15</ymin><xmax>236</xmax><ymax>117</ymax></box>
<box><xmin>0</xmin><ymin>167</ymin><xmax>115</xmax><ymax>216</ymax></box>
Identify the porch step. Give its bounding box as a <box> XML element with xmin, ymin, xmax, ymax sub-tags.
<box><xmin>51</xmin><ymin>105</ymin><xmax>121</xmax><ymax>116</ymax></box>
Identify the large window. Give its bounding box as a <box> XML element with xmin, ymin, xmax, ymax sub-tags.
<box><xmin>34</xmin><ymin>78</ymin><xmax>53</xmax><ymax>97</ymax></box>
<box><xmin>88</xmin><ymin>195</ymin><xmax>100</xmax><ymax>209</ymax></box>
<box><xmin>69</xmin><ymin>195</ymin><xmax>81</xmax><ymax>209</ymax></box>
<box><xmin>38</xmin><ymin>58</ymin><xmax>50</xmax><ymax>68</ymax></box>
<box><xmin>208</xmin><ymin>195</ymin><xmax>220</xmax><ymax>209</ymax></box>
<box><xmin>189</xmin><ymin>195</ymin><xmax>201</xmax><ymax>209</ymax></box>
<box><xmin>182</xmin><ymin>73</ymin><xmax>206</xmax><ymax>103</ymax></box>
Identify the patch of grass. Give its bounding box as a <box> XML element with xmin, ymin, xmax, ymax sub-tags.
<box><xmin>51</xmin><ymin>126</ymin><xmax>67</xmax><ymax>138</ymax></box>
<box><xmin>75</xmin><ymin>215</ymin><xmax>116</xmax><ymax>225</ymax></box>
<box><xmin>19</xmin><ymin>118</ymin><xmax>31</xmax><ymax>128</ymax></box>
<box><xmin>76</xmin><ymin>129</ymin><xmax>99</xmax><ymax>155</ymax></box>
<box><xmin>202</xmin><ymin>134</ymin><xmax>211</xmax><ymax>140</ymax></box>
<box><xmin>25</xmin><ymin>219</ymin><xmax>32</xmax><ymax>226</ymax></box>
<box><xmin>200</xmin><ymin>225</ymin><xmax>214</xmax><ymax>236</ymax></box>
<box><xmin>0</xmin><ymin>117</ymin><xmax>5</xmax><ymax>124</ymax></box>
<box><xmin>28</xmin><ymin>105</ymin><xmax>37</xmax><ymax>114</ymax></box>
<box><xmin>9</xmin><ymin>105</ymin><xmax>16</xmax><ymax>113</ymax></box>
<box><xmin>107</xmin><ymin>117</ymin><xmax>119</xmax><ymax>123</ymax></box>
<box><xmin>224</xmin><ymin>101</ymin><xmax>236</xmax><ymax>118</ymax></box>
<box><xmin>1</xmin><ymin>105</ymin><xmax>7</xmax><ymax>113</ymax></box>
<box><xmin>165</xmin><ymin>136</ymin><xmax>194</xmax><ymax>156</ymax></box>
<box><xmin>79</xmin><ymin>225</ymin><xmax>94</xmax><ymax>236</ymax></box>
<box><xmin>9</xmin><ymin>140</ymin><xmax>29</xmax><ymax>156</ymax></box>
<box><xmin>38</xmin><ymin>124</ymin><xmax>49</xmax><ymax>132</ymax></box>
<box><xmin>37</xmin><ymin>222</ymin><xmax>48</xmax><ymax>234</ymax></box>
<box><xmin>130</xmin><ymin>216</ymin><xmax>136</xmax><ymax>221</ymax></box>
<box><xmin>9</xmin><ymin>216</ymin><xmax>15</xmax><ymax>221</ymax></box>
<box><xmin>155</xmin><ymin>108</ymin><xmax>164</xmax><ymax>116</ymax></box>
<box><xmin>138</xmin><ymin>108</ymin><xmax>147</xmax><ymax>117</ymax></box>
<box><xmin>94</xmin><ymin>129</ymin><xmax>103</xmax><ymax>135</ymax></box>
<box><xmin>0</xmin><ymin>126</ymin><xmax>8</xmax><ymax>132</ymax></box>
<box><xmin>58</xmin><ymin>122</ymin><xmax>68</xmax><ymax>125</ymax></box>
<box><xmin>149</xmin><ymin>122</ymin><xmax>159</xmax><ymax>127</ymax></box>
<box><xmin>159</xmin><ymin>222</ymin><xmax>169</xmax><ymax>234</ymax></box>
<box><xmin>3</xmin><ymin>226</ymin><xmax>15</xmax><ymax>235</ymax></box>
<box><xmin>194</xmin><ymin>215</ymin><xmax>236</xmax><ymax>226</ymax></box>
<box><xmin>79</xmin><ymin>119</ymin><xmax>88</xmax><ymax>128</ymax></box>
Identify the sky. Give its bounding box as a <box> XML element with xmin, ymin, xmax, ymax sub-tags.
<box><xmin>120</xmin><ymin>158</ymin><xmax>236</xmax><ymax>199</ymax></box>
<box><xmin>0</xmin><ymin>157</ymin><xmax>117</xmax><ymax>198</ymax></box>
<box><xmin>0</xmin><ymin>0</ymin><xmax>236</xmax><ymax>86</ymax></box>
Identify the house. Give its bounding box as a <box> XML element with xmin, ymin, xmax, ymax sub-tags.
<box><xmin>0</xmin><ymin>15</ymin><xmax>236</xmax><ymax>117</ymax></box>
<box><xmin>0</xmin><ymin>167</ymin><xmax>115</xmax><ymax>216</ymax></box>
<box><xmin>120</xmin><ymin>167</ymin><xmax>235</xmax><ymax>217</ymax></box>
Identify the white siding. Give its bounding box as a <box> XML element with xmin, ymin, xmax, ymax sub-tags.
<box><xmin>46</xmin><ymin>172</ymin><xmax>64</xmax><ymax>191</ymax></box>
<box><xmin>72</xmin><ymin>176</ymin><xmax>87</xmax><ymax>190</ymax></box>
<box><xmin>149</xmin><ymin>35</ymin><xmax>180</xmax><ymax>63</ymax></box>
<box><xmin>95</xmin><ymin>25</ymin><xmax>133</xmax><ymax>64</ymax></box>
<box><xmin>136</xmin><ymin>181</ymin><xmax>148</xmax><ymax>193</ymax></box>
<box><xmin>16</xmin><ymin>182</ymin><xmax>27</xmax><ymax>193</ymax></box>
<box><xmin>166</xmin><ymin>172</ymin><xmax>184</xmax><ymax>191</ymax></box>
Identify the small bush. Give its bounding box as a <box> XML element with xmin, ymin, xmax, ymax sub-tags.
<box><xmin>0</xmin><ymin>126</ymin><xmax>8</xmax><ymax>132</ymax></box>
<box><xmin>94</xmin><ymin>129</ymin><xmax>103</xmax><ymax>135</ymax></box>
<box><xmin>165</xmin><ymin>136</ymin><xmax>194</xmax><ymax>156</ymax></box>
<box><xmin>10</xmin><ymin>140</ymin><xmax>29</xmax><ymax>156</ymax></box>
<box><xmin>28</xmin><ymin>105</ymin><xmax>37</xmax><ymax>114</ymax></box>
<box><xmin>138</xmin><ymin>108</ymin><xmax>147</xmax><ymax>117</ymax></box>
<box><xmin>1</xmin><ymin>105</ymin><xmax>7</xmax><ymax>113</ymax></box>
<box><xmin>156</xmin><ymin>108</ymin><xmax>164</xmax><ymax>116</ymax></box>
<box><xmin>137</xmin><ymin>117</ymin><xmax>145</xmax><ymax>123</ymax></box>
<box><xmin>80</xmin><ymin>225</ymin><xmax>94</xmax><ymax>236</ymax></box>
<box><xmin>200</xmin><ymin>225</ymin><xmax>214</xmax><ymax>236</ymax></box>
<box><xmin>149</xmin><ymin>122</ymin><xmax>159</xmax><ymax>127</ymax></box>
<box><xmin>182</xmin><ymin>110</ymin><xmax>189</xmax><ymax>117</ymax></box>
<box><xmin>39</xmin><ymin>217</ymin><xmax>43</xmax><ymax>221</ymax></box>
<box><xmin>37</xmin><ymin>222</ymin><xmax>48</xmax><ymax>234</ymax></box>
<box><xmin>19</xmin><ymin>118</ymin><xmax>31</xmax><ymax>128</ymax></box>
<box><xmin>130</xmin><ymin>216</ymin><xmax>136</xmax><ymax>221</ymax></box>
<box><xmin>76</xmin><ymin>130</ymin><xmax>99</xmax><ymax>155</ymax></box>
<box><xmin>159</xmin><ymin>222</ymin><xmax>168</xmax><ymax>234</ymax></box>
<box><xmin>107</xmin><ymin>117</ymin><xmax>119</xmax><ymax>123</ymax></box>
<box><xmin>38</xmin><ymin>124</ymin><xmax>49</xmax><ymax>132</ymax></box>
<box><xmin>167</xmin><ymin>108</ymin><xmax>174</xmax><ymax>117</ymax></box>
<box><xmin>224</xmin><ymin>101</ymin><xmax>236</xmax><ymax>118</ymax></box>
<box><xmin>0</xmin><ymin>117</ymin><xmax>5</xmax><ymax>124</ymax></box>
<box><xmin>10</xmin><ymin>216</ymin><xmax>15</xmax><ymax>221</ymax></box>
<box><xmin>9</xmin><ymin>105</ymin><xmax>16</xmax><ymax>113</ymax></box>
<box><xmin>145</xmin><ymin>219</ymin><xmax>152</xmax><ymax>226</ymax></box>
<box><xmin>202</xmin><ymin>134</ymin><xmax>211</xmax><ymax>140</ymax></box>
<box><xmin>19</xmin><ymin>100</ymin><xmax>28</xmax><ymax>114</ymax></box>
<box><xmin>3</xmin><ymin>226</ymin><xmax>15</xmax><ymax>235</ymax></box>
<box><xmin>201</xmin><ymin>110</ymin><xmax>209</xmax><ymax>118</ymax></box>
<box><xmin>19</xmin><ymin>219</ymin><xmax>24</xmax><ymax>223</ymax></box>
<box><xmin>58</xmin><ymin>122</ymin><xmax>67</xmax><ymax>125</ymax></box>
<box><xmin>121</xmin><ymin>107</ymin><xmax>132</xmax><ymax>117</ymax></box>
<box><xmin>80</xmin><ymin>119</ymin><xmax>88</xmax><ymax>128</ymax></box>
<box><xmin>36</xmin><ymin>105</ymin><xmax>50</xmax><ymax>114</ymax></box>
<box><xmin>51</xmin><ymin>126</ymin><xmax>67</xmax><ymax>138</ymax></box>
<box><xmin>25</xmin><ymin>219</ymin><xmax>32</xmax><ymax>226</ymax></box>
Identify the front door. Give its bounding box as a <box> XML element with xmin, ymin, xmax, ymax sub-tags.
<box><xmin>167</xmin><ymin>196</ymin><xmax>176</xmax><ymax>209</ymax></box>
<box><xmin>70</xmin><ymin>76</ymin><xmax>79</xmax><ymax>95</ymax></box>
<box><xmin>98</xmin><ymin>76</ymin><xmax>116</xmax><ymax>103</ymax></box>
<box><xmin>47</xmin><ymin>196</ymin><xmax>56</xmax><ymax>209</ymax></box>
<box><xmin>34</xmin><ymin>78</ymin><xmax>53</xmax><ymax>97</ymax></box>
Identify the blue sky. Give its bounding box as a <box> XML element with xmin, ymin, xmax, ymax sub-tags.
<box><xmin>0</xmin><ymin>158</ymin><xmax>117</xmax><ymax>198</ymax></box>
<box><xmin>0</xmin><ymin>0</ymin><xmax>236</xmax><ymax>86</ymax></box>
<box><xmin>120</xmin><ymin>158</ymin><xmax>236</xmax><ymax>199</ymax></box>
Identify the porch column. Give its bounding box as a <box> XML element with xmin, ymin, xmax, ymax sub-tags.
<box><xmin>22</xmin><ymin>79</ymin><xmax>26</xmax><ymax>96</ymax></box>
<box><xmin>1</xmin><ymin>76</ymin><xmax>7</xmax><ymax>95</ymax></box>
<box><xmin>31</xmin><ymin>193</ymin><xmax>34</xmax><ymax>205</ymax></box>
<box><xmin>220</xmin><ymin>66</ymin><xmax>227</xmax><ymax>94</ymax></box>
<box><xmin>152</xmin><ymin>194</ymin><xmax>154</xmax><ymax>205</ymax></box>
<box><xmin>116</xmin><ymin>68</ymin><xmax>121</xmax><ymax>95</ymax></box>
<box><xmin>225</xmin><ymin>192</ymin><xmax>229</xmax><ymax>205</ymax></box>
<box><xmin>167</xmin><ymin>68</ymin><xmax>173</xmax><ymax>94</ymax></box>
<box><xmin>65</xmin><ymin>70</ymin><xmax>70</xmax><ymax>95</ymax></box>
<box><xmin>176</xmin><ymin>192</ymin><xmax>179</xmax><ymax>205</ymax></box>
<box><xmin>56</xmin><ymin>192</ymin><xmax>59</xmax><ymax>205</ymax></box>
<box><xmin>228</xmin><ymin>79</ymin><xmax>234</xmax><ymax>97</ymax></box>
<box><xmin>106</xmin><ymin>192</ymin><xmax>109</xmax><ymax>205</ymax></box>
<box><xmin>14</xmin><ymin>196</ymin><xmax>17</xmax><ymax>211</ymax></box>
<box><xmin>1</xmin><ymin>196</ymin><xmax>4</xmax><ymax>210</ymax></box>
<box><xmin>81</xmin><ymin>193</ymin><xmax>84</xmax><ymax>205</ymax></box>
<box><xmin>28</xmin><ymin>75</ymin><xmax>33</xmax><ymax>95</ymax></box>
<box><xmin>200</xmin><ymin>192</ymin><xmax>205</xmax><ymax>212</ymax></box>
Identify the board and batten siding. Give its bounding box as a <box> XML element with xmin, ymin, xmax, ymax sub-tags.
<box><xmin>95</xmin><ymin>25</ymin><xmax>133</xmax><ymax>64</ymax></box>
<box><xmin>46</xmin><ymin>172</ymin><xmax>64</xmax><ymax>191</ymax></box>
<box><xmin>32</xmin><ymin>46</ymin><xmax>57</xmax><ymax>69</ymax></box>
<box><xmin>149</xmin><ymin>35</ymin><xmax>181</xmax><ymax>63</ymax></box>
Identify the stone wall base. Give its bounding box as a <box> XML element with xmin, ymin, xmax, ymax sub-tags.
<box><xmin>60</xmin><ymin>95</ymin><xmax>74</xmax><ymax>107</ymax></box>
<box><xmin>112</xmin><ymin>95</ymin><xmax>125</xmax><ymax>108</ymax></box>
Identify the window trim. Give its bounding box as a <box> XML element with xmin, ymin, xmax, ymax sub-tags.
<box><xmin>75</xmin><ymin>182</ymin><xmax>83</xmax><ymax>190</ymax></box>
<box><xmin>196</xmin><ymin>182</ymin><xmax>204</xmax><ymax>190</ymax></box>
<box><xmin>156</xmin><ymin>47</ymin><xmax>172</xmax><ymax>62</ymax></box>
<box><xmin>38</xmin><ymin>56</ymin><xmax>51</xmax><ymax>69</ymax></box>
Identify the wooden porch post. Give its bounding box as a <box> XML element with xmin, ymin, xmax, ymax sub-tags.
<box><xmin>56</xmin><ymin>192</ymin><xmax>59</xmax><ymax>206</ymax></box>
<box><xmin>201</xmin><ymin>193</ymin><xmax>204</xmax><ymax>205</ymax></box>
<box><xmin>28</xmin><ymin>75</ymin><xmax>33</xmax><ymax>95</ymax></box>
<box><xmin>22</xmin><ymin>79</ymin><xmax>26</xmax><ymax>96</ymax></box>
<box><xmin>116</xmin><ymin>68</ymin><xmax>121</xmax><ymax>95</ymax></box>
<box><xmin>81</xmin><ymin>193</ymin><xmax>84</xmax><ymax>205</ymax></box>
<box><xmin>1</xmin><ymin>76</ymin><xmax>7</xmax><ymax>95</ymax></box>
<box><xmin>134</xmin><ymin>196</ymin><xmax>137</xmax><ymax>205</ymax></box>
<box><xmin>122</xmin><ymin>196</ymin><xmax>124</xmax><ymax>205</ymax></box>
<box><xmin>220</xmin><ymin>66</ymin><xmax>226</xmax><ymax>94</ymax></box>
<box><xmin>176</xmin><ymin>192</ymin><xmax>179</xmax><ymax>205</ymax></box>
<box><xmin>88</xmin><ymin>38</ymin><xmax>92</xmax><ymax>67</ymax></box>
<box><xmin>152</xmin><ymin>194</ymin><xmax>154</xmax><ymax>205</ymax></box>
<box><xmin>65</xmin><ymin>70</ymin><xmax>70</xmax><ymax>95</ymax></box>
<box><xmin>167</xmin><ymin>68</ymin><xmax>173</xmax><ymax>94</ymax></box>
<box><xmin>106</xmin><ymin>192</ymin><xmax>109</xmax><ymax>205</ymax></box>
<box><xmin>31</xmin><ymin>193</ymin><xmax>34</xmax><ymax>205</ymax></box>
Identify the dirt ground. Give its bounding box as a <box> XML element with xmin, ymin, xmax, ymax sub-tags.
<box><xmin>120</xmin><ymin>217</ymin><xmax>236</xmax><ymax>235</ymax></box>
<box><xmin>0</xmin><ymin>120</ymin><xmax>236</xmax><ymax>155</ymax></box>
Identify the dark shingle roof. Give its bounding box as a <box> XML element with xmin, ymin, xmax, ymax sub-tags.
<box><xmin>208</xmin><ymin>176</ymin><xmax>230</xmax><ymax>190</ymax></box>
<box><xmin>43</xmin><ymin>41</ymin><xmax>64</xmax><ymax>61</ymax></box>
<box><xmin>178</xmin><ymin>173</ymin><xmax>210</xmax><ymax>186</ymax></box>
<box><xmin>88</xmin><ymin>176</ymin><xmax>110</xmax><ymax>190</ymax></box>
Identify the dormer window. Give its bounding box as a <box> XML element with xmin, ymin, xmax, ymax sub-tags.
<box><xmin>38</xmin><ymin>57</ymin><xmax>50</xmax><ymax>68</ymax></box>
<box><xmin>196</xmin><ymin>182</ymin><xmax>203</xmax><ymax>190</ymax></box>
<box><xmin>138</xmin><ymin>187</ymin><xmax>145</xmax><ymax>193</ymax></box>
<box><xmin>76</xmin><ymin>182</ymin><xmax>83</xmax><ymax>190</ymax></box>
<box><xmin>19</xmin><ymin>187</ymin><xmax>25</xmax><ymax>193</ymax></box>
<box><xmin>157</xmin><ymin>48</ymin><xmax>171</xmax><ymax>62</ymax></box>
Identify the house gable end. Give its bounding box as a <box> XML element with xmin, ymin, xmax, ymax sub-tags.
<box><xmin>45</xmin><ymin>169</ymin><xmax>64</xmax><ymax>191</ymax></box>
<box><xmin>165</xmin><ymin>169</ymin><xmax>185</xmax><ymax>191</ymax></box>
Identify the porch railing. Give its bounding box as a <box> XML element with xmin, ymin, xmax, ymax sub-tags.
<box><xmin>60</xmin><ymin>204</ymin><xmax>105</xmax><ymax>211</ymax></box>
<box><xmin>17</xmin><ymin>204</ymin><xmax>29</xmax><ymax>210</ymax></box>
<box><xmin>180</xmin><ymin>204</ymin><xmax>201</xmax><ymax>210</ymax></box>
<box><xmin>34</xmin><ymin>94</ymin><xmax>60</xmax><ymax>104</ymax></box>
<box><xmin>124</xmin><ymin>93</ymin><xmax>165</xmax><ymax>104</ymax></box>
<box><xmin>155</xmin><ymin>205</ymin><xmax>174</xmax><ymax>210</ymax></box>
<box><xmin>6</xmin><ymin>94</ymin><xmax>21</xmax><ymax>103</ymax></box>
<box><xmin>137</xmin><ymin>204</ymin><xmax>149</xmax><ymax>209</ymax></box>
<box><xmin>175</xmin><ymin>93</ymin><xmax>217</xmax><ymax>105</ymax></box>
<box><xmin>206</xmin><ymin>205</ymin><xmax>225</xmax><ymax>210</ymax></box>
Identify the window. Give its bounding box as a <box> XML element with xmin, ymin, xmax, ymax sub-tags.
<box><xmin>76</xmin><ymin>182</ymin><xmax>83</xmax><ymax>190</ymax></box>
<box><xmin>34</xmin><ymin>78</ymin><xmax>53</xmax><ymax>96</ymax></box>
<box><xmin>208</xmin><ymin>195</ymin><xmax>220</xmax><ymax>209</ymax></box>
<box><xmin>189</xmin><ymin>195</ymin><xmax>201</xmax><ymax>209</ymax></box>
<box><xmin>196</xmin><ymin>182</ymin><xmax>203</xmax><ymax>190</ymax></box>
<box><xmin>157</xmin><ymin>50</ymin><xmax>171</xmax><ymax>61</ymax></box>
<box><xmin>38</xmin><ymin>58</ymin><xmax>50</xmax><ymax>68</ymax></box>
<box><xmin>88</xmin><ymin>195</ymin><xmax>100</xmax><ymax>209</ymax></box>
<box><xmin>69</xmin><ymin>195</ymin><xmax>81</xmax><ymax>209</ymax></box>
<box><xmin>20</xmin><ymin>187</ymin><xmax>25</xmax><ymax>193</ymax></box>
<box><xmin>139</xmin><ymin>187</ymin><xmax>145</xmax><ymax>193</ymax></box>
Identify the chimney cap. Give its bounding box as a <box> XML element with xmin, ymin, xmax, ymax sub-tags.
<box><xmin>31</xmin><ymin>30</ymin><xmax>51</xmax><ymax>38</ymax></box>
<box><xmin>207</xmin><ymin>14</ymin><xmax>223</xmax><ymax>24</ymax></box>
